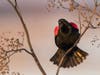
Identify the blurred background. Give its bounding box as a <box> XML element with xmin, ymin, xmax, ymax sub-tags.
<box><xmin>0</xmin><ymin>0</ymin><xmax>100</xmax><ymax>75</ymax></box>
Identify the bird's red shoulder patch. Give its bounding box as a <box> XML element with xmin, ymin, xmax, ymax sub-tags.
<box><xmin>54</xmin><ymin>26</ymin><xmax>59</xmax><ymax>36</ymax></box>
<box><xmin>70</xmin><ymin>22</ymin><xmax>78</xmax><ymax>29</ymax></box>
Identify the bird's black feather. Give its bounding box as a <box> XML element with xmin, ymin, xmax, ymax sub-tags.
<box><xmin>50</xmin><ymin>19</ymin><xmax>88</xmax><ymax>68</ymax></box>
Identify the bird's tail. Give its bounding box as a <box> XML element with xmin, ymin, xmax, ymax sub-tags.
<box><xmin>50</xmin><ymin>47</ymin><xmax>88</xmax><ymax>68</ymax></box>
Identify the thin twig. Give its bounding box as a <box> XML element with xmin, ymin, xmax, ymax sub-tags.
<box><xmin>58</xmin><ymin>0</ymin><xmax>69</xmax><ymax>9</ymax></box>
<box><xmin>7</xmin><ymin>0</ymin><xmax>46</xmax><ymax>75</ymax></box>
<box><xmin>78</xmin><ymin>7</ymin><xmax>82</xmax><ymax>34</ymax></box>
<box><xmin>79</xmin><ymin>3</ymin><xmax>100</xmax><ymax>17</ymax></box>
<box><xmin>6</xmin><ymin>48</ymin><xmax>32</xmax><ymax>55</ymax></box>
<box><xmin>72</xmin><ymin>0</ymin><xmax>100</xmax><ymax>17</ymax></box>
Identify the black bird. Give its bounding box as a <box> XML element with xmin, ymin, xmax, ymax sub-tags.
<box><xmin>50</xmin><ymin>19</ymin><xmax>88</xmax><ymax>68</ymax></box>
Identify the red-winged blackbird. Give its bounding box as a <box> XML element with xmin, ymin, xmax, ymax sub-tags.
<box><xmin>50</xmin><ymin>19</ymin><xmax>88</xmax><ymax>68</ymax></box>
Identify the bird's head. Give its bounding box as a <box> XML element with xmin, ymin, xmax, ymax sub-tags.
<box><xmin>54</xmin><ymin>18</ymin><xmax>78</xmax><ymax>36</ymax></box>
<box><xmin>58</xmin><ymin>19</ymin><xmax>71</xmax><ymax>34</ymax></box>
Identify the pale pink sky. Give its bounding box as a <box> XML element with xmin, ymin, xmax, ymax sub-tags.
<box><xmin>0</xmin><ymin>0</ymin><xmax>100</xmax><ymax>75</ymax></box>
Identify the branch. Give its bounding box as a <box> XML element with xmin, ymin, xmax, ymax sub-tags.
<box><xmin>48</xmin><ymin>0</ymin><xmax>100</xmax><ymax>17</ymax></box>
<box><xmin>71</xmin><ymin>0</ymin><xmax>100</xmax><ymax>17</ymax></box>
<box><xmin>77</xmin><ymin>2</ymin><xmax>100</xmax><ymax>17</ymax></box>
<box><xmin>0</xmin><ymin>48</ymin><xmax>31</xmax><ymax>74</ymax></box>
<box><xmin>15</xmin><ymin>0</ymin><xmax>17</xmax><ymax>8</ymax></box>
<box><xmin>7</xmin><ymin>0</ymin><xmax>46</xmax><ymax>75</ymax></box>
<box><xmin>57</xmin><ymin>0</ymin><xmax>69</xmax><ymax>9</ymax></box>
<box><xmin>85</xmin><ymin>20</ymin><xmax>100</xmax><ymax>29</ymax></box>
<box><xmin>78</xmin><ymin>7</ymin><xmax>82</xmax><ymax>34</ymax></box>
<box><xmin>6</xmin><ymin>48</ymin><xmax>32</xmax><ymax>55</ymax></box>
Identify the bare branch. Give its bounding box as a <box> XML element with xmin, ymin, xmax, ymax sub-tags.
<box><xmin>85</xmin><ymin>20</ymin><xmax>100</xmax><ymax>29</ymax></box>
<box><xmin>58</xmin><ymin>0</ymin><xmax>69</xmax><ymax>9</ymax></box>
<box><xmin>15</xmin><ymin>0</ymin><xmax>18</xmax><ymax>8</ymax></box>
<box><xmin>78</xmin><ymin>7</ymin><xmax>82</xmax><ymax>34</ymax></box>
<box><xmin>7</xmin><ymin>0</ymin><xmax>46</xmax><ymax>75</ymax></box>
<box><xmin>48</xmin><ymin>0</ymin><xmax>100</xmax><ymax>16</ymax></box>
<box><xmin>6</xmin><ymin>48</ymin><xmax>32</xmax><ymax>56</ymax></box>
<box><xmin>79</xmin><ymin>4</ymin><xmax>100</xmax><ymax>17</ymax></box>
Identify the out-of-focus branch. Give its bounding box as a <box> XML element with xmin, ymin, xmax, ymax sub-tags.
<box><xmin>77</xmin><ymin>1</ymin><xmax>100</xmax><ymax>17</ymax></box>
<box><xmin>47</xmin><ymin>0</ymin><xmax>100</xmax><ymax>16</ymax></box>
<box><xmin>0</xmin><ymin>58</ymin><xmax>10</xmax><ymax>72</ymax></box>
<box><xmin>0</xmin><ymin>48</ymin><xmax>30</xmax><ymax>75</ymax></box>
<box><xmin>7</xmin><ymin>0</ymin><xmax>46</xmax><ymax>75</ymax></box>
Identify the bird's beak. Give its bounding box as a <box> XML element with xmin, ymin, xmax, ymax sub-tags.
<box><xmin>59</xmin><ymin>21</ymin><xmax>64</xmax><ymax>28</ymax></box>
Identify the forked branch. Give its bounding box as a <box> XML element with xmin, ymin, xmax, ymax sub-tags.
<box><xmin>7</xmin><ymin>0</ymin><xmax>46</xmax><ymax>75</ymax></box>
